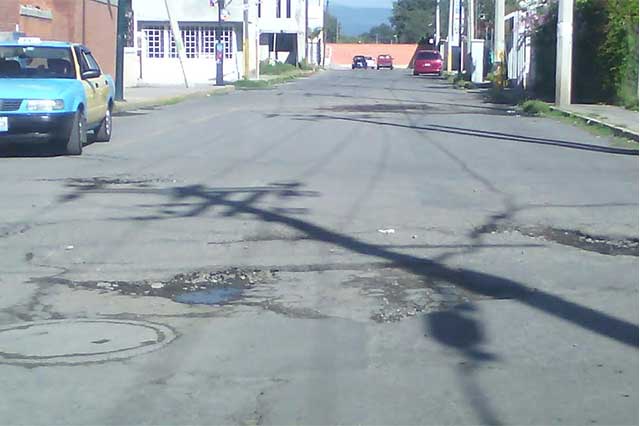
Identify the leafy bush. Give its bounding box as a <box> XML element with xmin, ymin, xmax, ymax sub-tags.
<box><xmin>259</xmin><ymin>60</ymin><xmax>298</xmax><ymax>75</ymax></box>
<box><xmin>454</xmin><ymin>80</ymin><xmax>475</xmax><ymax>89</ymax></box>
<box><xmin>521</xmin><ymin>99</ymin><xmax>550</xmax><ymax>115</ymax></box>
<box><xmin>487</xmin><ymin>86</ymin><xmax>522</xmax><ymax>105</ymax></box>
<box><xmin>532</xmin><ymin>0</ymin><xmax>638</xmax><ymax>109</ymax></box>
<box><xmin>234</xmin><ymin>79</ymin><xmax>270</xmax><ymax>89</ymax></box>
<box><xmin>531</xmin><ymin>2</ymin><xmax>558</xmax><ymax>101</ymax></box>
<box><xmin>298</xmin><ymin>59</ymin><xmax>315</xmax><ymax>71</ymax></box>
<box><xmin>601</xmin><ymin>0</ymin><xmax>639</xmax><ymax>109</ymax></box>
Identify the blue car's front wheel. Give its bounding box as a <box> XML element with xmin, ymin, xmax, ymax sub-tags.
<box><xmin>56</xmin><ymin>109</ymin><xmax>85</xmax><ymax>155</ymax></box>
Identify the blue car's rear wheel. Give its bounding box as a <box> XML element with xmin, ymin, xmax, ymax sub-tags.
<box><xmin>94</xmin><ymin>105</ymin><xmax>112</xmax><ymax>142</ymax></box>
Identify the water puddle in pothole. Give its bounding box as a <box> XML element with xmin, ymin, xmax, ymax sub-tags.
<box><xmin>173</xmin><ymin>287</ymin><xmax>244</xmax><ymax>305</ymax></box>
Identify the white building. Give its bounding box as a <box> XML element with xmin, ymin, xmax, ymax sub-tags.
<box><xmin>257</xmin><ymin>0</ymin><xmax>324</xmax><ymax>66</ymax></box>
<box><xmin>125</xmin><ymin>0</ymin><xmax>324</xmax><ymax>87</ymax></box>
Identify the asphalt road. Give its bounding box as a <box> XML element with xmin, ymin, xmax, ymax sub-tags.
<box><xmin>0</xmin><ymin>70</ymin><xmax>638</xmax><ymax>425</ymax></box>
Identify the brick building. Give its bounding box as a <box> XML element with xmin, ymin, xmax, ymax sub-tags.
<box><xmin>0</xmin><ymin>0</ymin><xmax>119</xmax><ymax>75</ymax></box>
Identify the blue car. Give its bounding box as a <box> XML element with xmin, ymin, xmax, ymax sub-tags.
<box><xmin>0</xmin><ymin>38</ymin><xmax>115</xmax><ymax>155</ymax></box>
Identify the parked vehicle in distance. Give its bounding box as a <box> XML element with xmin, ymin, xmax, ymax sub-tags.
<box><xmin>0</xmin><ymin>37</ymin><xmax>114</xmax><ymax>155</ymax></box>
<box><xmin>365</xmin><ymin>56</ymin><xmax>376</xmax><ymax>69</ymax></box>
<box><xmin>352</xmin><ymin>55</ymin><xmax>368</xmax><ymax>69</ymax></box>
<box><xmin>377</xmin><ymin>54</ymin><xmax>393</xmax><ymax>70</ymax></box>
<box><xmin>413</xmin><ymin>50</ymin><xmax>443</xmax><ymax>76</ymax></box>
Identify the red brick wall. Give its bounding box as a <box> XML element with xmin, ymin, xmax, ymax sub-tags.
<box><xmin>1</xmin><ymin>0</ymin><xmax>117</xmax><ymax>75</ymax></box>
<box><xmin>0</xmin><ymin>0</ymin><xmax>20</xmax><ymax>32</ymax></box>
<box><xmin>84</xmin><ymin>0</ymin><xmax>118</xmax><ymax>76</ymax></box>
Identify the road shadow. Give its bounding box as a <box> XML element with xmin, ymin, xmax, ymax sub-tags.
<box><xmin>426</xmin><ymin>303</ymin><xmax>504</xmax><ymax>425</ymax></box>
<box><xmin>297</xmin><ymin>90</ymin><xmax>518</xmax><ymax>114</ymax></box>
<box><xmin>285</xmin><ymin>113</ymin><xmax>639</xmax><ymax>156</ymax></box>
<box><xmin>0</xmin><ymin>139</ymin><xmax>99</xmax><ymax>158</ymax></box>
<box><xmin>59</xmin><ymin>181</ymin><xmax>639</xmax><ymax>350</ymax></box>
<box><xmin>57</xmin><ymin>180</ymin><xmax>638</xmax><ymax>423</ymax></box>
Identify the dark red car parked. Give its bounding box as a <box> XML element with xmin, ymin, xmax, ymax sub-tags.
<box><xmin>377</xmin><ymin>54</ymin><xmax>393</xmax><ymax>70</ymax></box>
<box><xmin>413</xmin><ymin>50</ymin><xmax>443</xmax><ymax>76</ymax></box>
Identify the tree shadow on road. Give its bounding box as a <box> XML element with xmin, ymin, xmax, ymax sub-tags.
<box><xmin>284</xmin><ymin>113</ymin><xmax>639</xmax><ymax>156</ymax></box>
<box><xmin>59</xmin><ymin>180</ymin><xmax>639</xmax><ymax>424</ymax></box>
<box><xmin>60</xmin><ymin>181</ymin><xmax>639</xmax><ymax>348</ymax></box>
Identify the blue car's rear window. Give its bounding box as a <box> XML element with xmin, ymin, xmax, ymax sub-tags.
<box><xmin>0</xmin><ymin>46</ymin><xmax>75</xmax><ymax>79</ymax></box>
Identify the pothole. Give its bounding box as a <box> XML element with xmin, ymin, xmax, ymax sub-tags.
<box><xmin>477</xmin><ymin>224</ymin><xmax>638</xmax><ymax>257</ymax></box>
<box><xmin>40</xmin><ymin>268</ymin><xmax>277</xmax><ymax>306</ymax></box>
<box><xmin>174</xmin><ymin>287</ymin><xmax>244</xmax><ymax>305</ymax></box>
<box><xmin>37</xmin><ymin>176</ymin><xmax>180</xmax><ymax>186</ymax></box>
<box><xmin>0</xmin><ymin>319</ymin><xmax>176</xmax><ymax>366</ymax></box>
<box><xmin>344</xmin><ymin>269</ymin><xmax>471</xmax><ymax>323</ymax></box>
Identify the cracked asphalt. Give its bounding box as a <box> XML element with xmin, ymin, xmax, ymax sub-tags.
<box><xmin>0</xmin><ymin>70</ymin><xmax>638</xmax><ymax>425</ymax></box>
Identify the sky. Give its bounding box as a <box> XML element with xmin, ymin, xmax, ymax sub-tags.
<box><xmin>332</xmin><ymin>0</ymin><xmax>394</xmax><ymax>9</ymax></box>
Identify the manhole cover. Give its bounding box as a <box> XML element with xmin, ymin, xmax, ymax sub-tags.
<box><xmin>0</xmin><ymin>319</ymin><xmax>176</xmax><ymax>366</ymax></box>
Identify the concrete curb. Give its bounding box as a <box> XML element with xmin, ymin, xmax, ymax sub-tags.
<box><xmin>113</xmin><ymin>86</ymin><xmax>235</xmax><ymax>113</ymax></box>
<box><xmin>233</xmin><ymin>70</ymin><xmax>318</xmax><ymax>90</ymax></box>
<box><xmin>549</xmin><ymin>105</ymin><xmax>639</xmax><ymax>141</ymax></box>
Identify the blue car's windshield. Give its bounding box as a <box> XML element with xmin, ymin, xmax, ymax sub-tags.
<box><xmin>0</xmin><ymin>46</ymin><xmax>75</xmax><ymax>79</ymax></box>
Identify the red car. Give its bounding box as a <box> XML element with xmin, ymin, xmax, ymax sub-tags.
<box><xmin>413</xmin><ymin>50</ymin><xmax>443</xmax><ymax>76</ymax></box>
<box><xmin>377</xmin><ymin>54</ymin><xmax>393</xmax><ymax>70</ymax></box>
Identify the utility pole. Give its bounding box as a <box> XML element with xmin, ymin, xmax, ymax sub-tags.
<box><xmin>304</xmin><ymin>0</ymin><xmax>309</xmax><ymax>63</ymax></box>
<box><xmin>165</xmin><ymin>0</ymin><xmax>189</xmax><ymax>88</ymax></box>
<box><xmin>115</xmin><ymin>0</ymin><xmax>127</xmax><ymax>101</ymax></box>
<box><xmin>216</xmin><ymin>0</ymin><xmax>225</xmax><ymax>86</ymax></box>
<box><xmin>555</xmin><ymin>0</ymin><xmax>573</xmax><ymax>106</ymax></box>
<box><xmin>322</xmin><ymin>0</ymin><xmax>328</xmax><ymax>67</ymax></box>
<box><xmin>243</xmin><ymin>0</ymin><xmax>249</xmax><ymax>78</ymax></box>
<box><xmin>447</xmin><ymin>0</ymin><xmax>454</xmax><ymax>72</ymax></box>
<box><xmin>458</xmin><ymin>0</ymin><xmax>463</xmax><ymax>74</ymax></box>
<box><xmin>467</xmin><ymin>0</ymin><xmax>474</xmax><ymax>50</ymax></box>
<box><xmin>494</xmin><ymin>0</ymin><xmax>505</xmax><ymax>85</ymax></box>
<box><xmin>435</xmin><ymin>0</ymin><xmax>440</xmax><ymax>46</ymax></box>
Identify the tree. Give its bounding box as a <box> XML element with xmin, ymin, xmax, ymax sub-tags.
<box><xmin>391</xmin><ymin>0</ymin><xmax>437</xmax><ymax>43</ymax></box>
<box><xmin>362</xmin><ymin>23</ymin><xmax>395</xmax><ymax>43</ymax></box>
<box><xmin>324</xmin><ymin>11</ymin><xmax>338</xmax><ymax>43</ymax></box>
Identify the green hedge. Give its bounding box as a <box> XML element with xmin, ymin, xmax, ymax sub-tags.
<box><xmin>532</xmin><ymin>0</ymin><xmax>638</xmax><ymax>109</ymax></box>
<box><xmin>259</xmin><ymin>61</ymin><xmax>298</xmax><ymax>75</ymax></box>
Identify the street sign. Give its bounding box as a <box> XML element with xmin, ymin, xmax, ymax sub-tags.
<box><xmin>216</xmin><ymin>41</ymin><xmax>224</xmax><ymax>63</ymax></box>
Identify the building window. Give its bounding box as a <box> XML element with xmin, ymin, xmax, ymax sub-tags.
<box><xmin>182</xmin><ymin>26</ymin><xmax>199</xmax><ymax>58</ymax></box>
<box><xmin>286</xmin><ymin>0</ymin><xmax>291</xmax><ymax>18</ymax></box>
<box><xmin>276</xmin><ymin>0</ymin><xmax>281</xmax><ymax>18</ymax></box>
<box><xmin>142</xmin><ymin>24</ymin><xmax>234</xmax><ymax>60</ymax></box>
<box><xmin>143</xmin><ymin>26</ymin><xmax>164</xmax><ymax>58</ymax></box>
<box><xmin>201</xmin><ymin>27</ymin><xmax>217</xmax><ymax>58</ymax></box>
<box><xmin>219</xmin><ymin>28</ymin><xmax>233</xmax><ymax>58</ymax></box>
<box><xmin>258</xmin><ymin>0</ymin><xmax>261</xmax><ymax>17</ymax></box>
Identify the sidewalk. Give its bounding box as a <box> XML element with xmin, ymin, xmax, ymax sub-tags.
<box><xmin>114</xmin><ymin>84</ymin><xmax>234</xmax><ymax>113</ymax></box>
<box><xmin>550</xmin><ymin>103</ymin><xmax>639</xmax><ymax>140</ymax></box>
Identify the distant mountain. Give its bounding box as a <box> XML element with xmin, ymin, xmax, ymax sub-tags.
<box><xmin>329</xmin><ymin>4</ymin><xmax>392</xmax><ymax>37</ymax></box>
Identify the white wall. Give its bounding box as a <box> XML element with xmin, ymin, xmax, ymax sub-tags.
<box><xmin>307</xmin><ymin>0</ymin><xmax>324</xmax><ymax>30</ymax></box>
<box><xmin>131</xmin><ymin>0</ymin><xmax>244</xmax><ymax>85</ymax></box>
<box><xmin>137</xmin><ymin>56</ymin><xmax>240</xmax><ymax>85</ymax></box>
<box><xmin>132</xmin><ymin>0</ymin><xmax>243</xmax><ymax>22</ymax></box>
<box><xmin>257</xmin><ymin>0</ymin><xmax>303</xmax><ymax>33</ymax></box>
